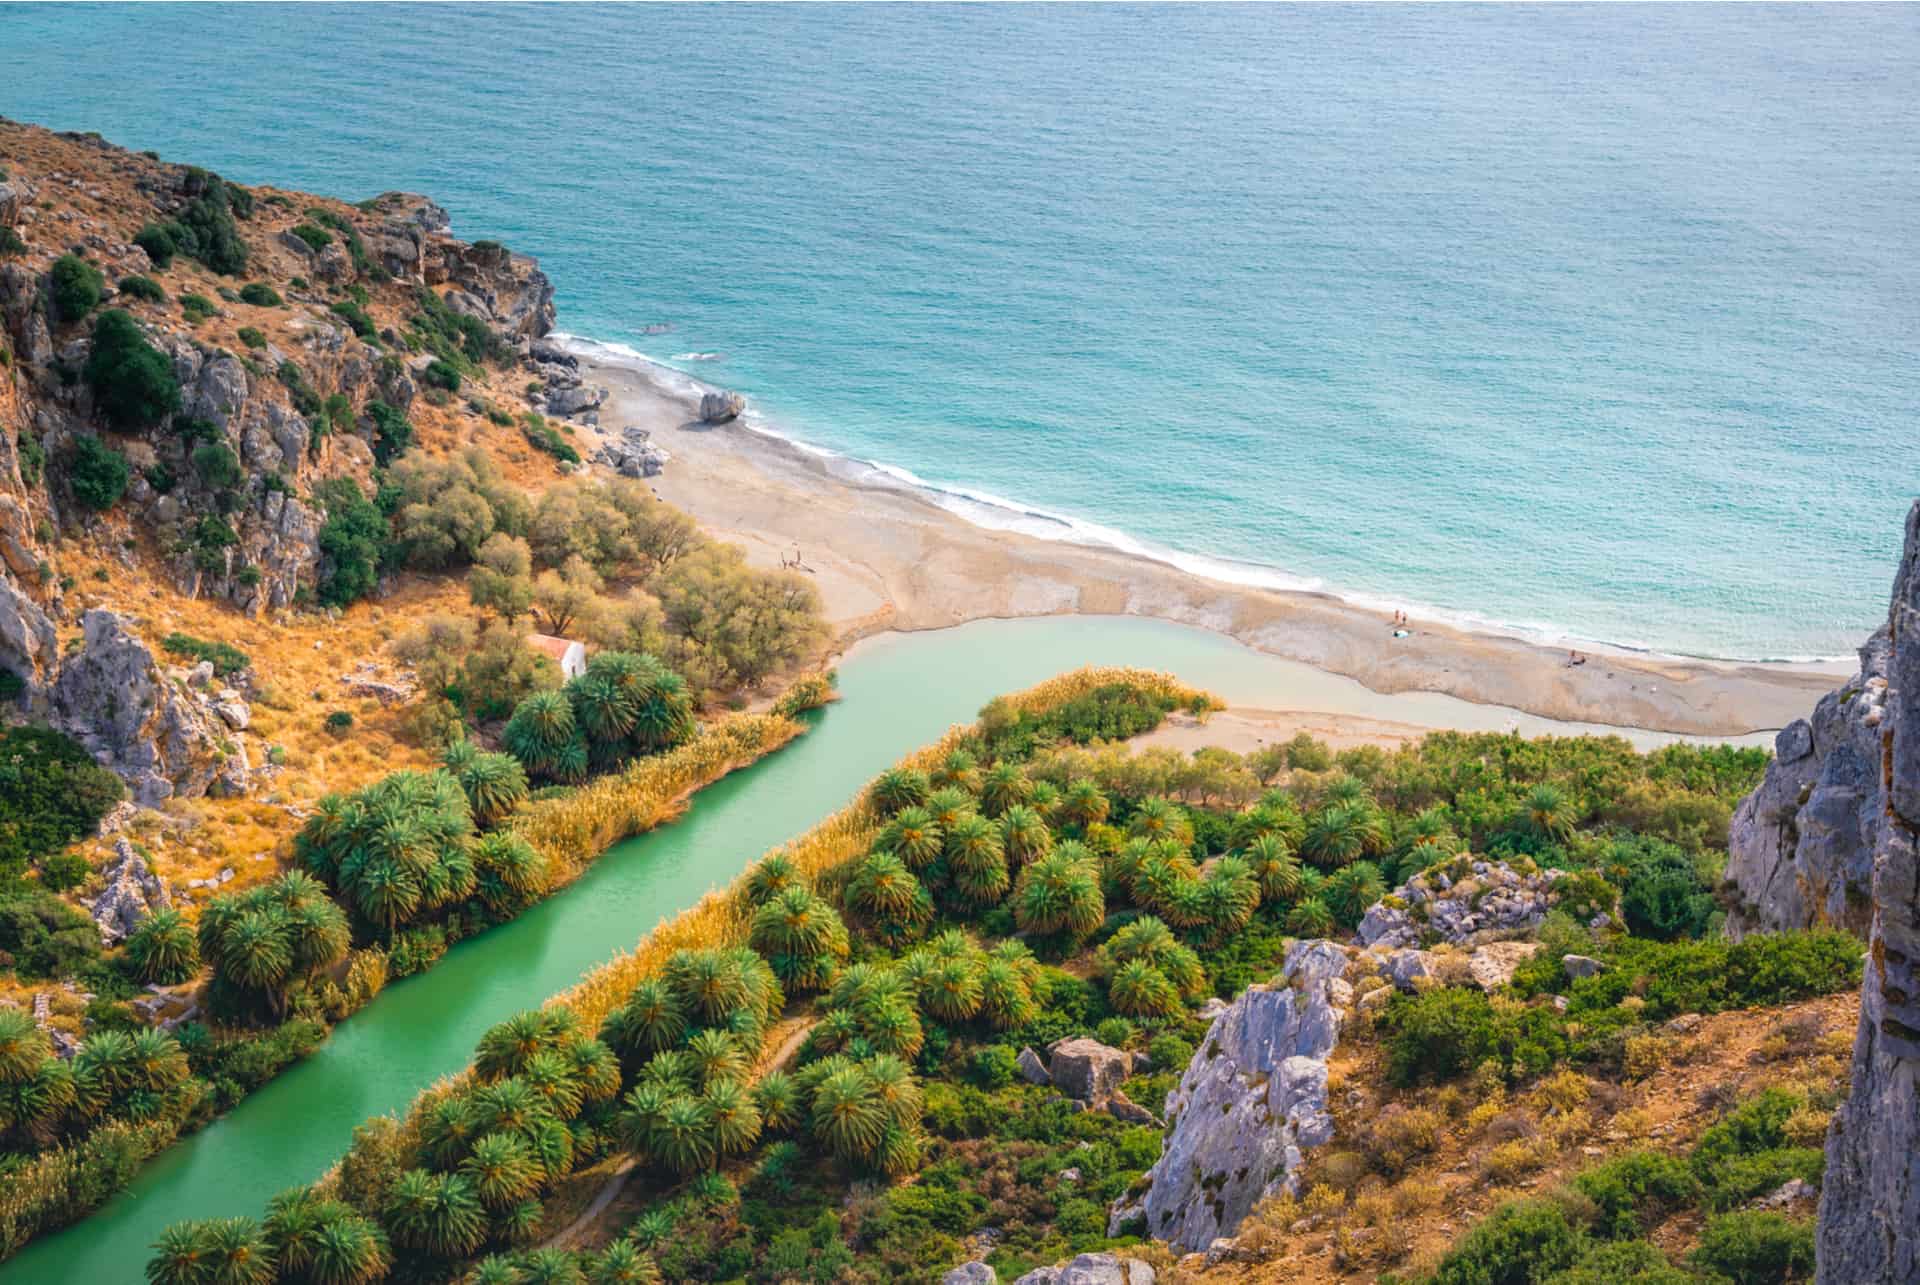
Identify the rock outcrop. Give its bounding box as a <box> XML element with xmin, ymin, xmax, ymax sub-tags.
<box><xmin>1356</xmin><ymin>857</ymin><xmax>1557</xmax><ymax>949</ymax></box>
<box><xmin>699</xmin><ymin>390</ymin><xmax>745</xmax><ymax>424</ymax></box>
<box><xmin>1725</xmin><ymin>641</ymin><xmax>1890</xmax><ymax>939</ymax></box>
<box><xmin>0</xmin><ymin>572</ymin><xmax>58</xmax><ymax>709</ymax></box>
<box><xmin>1815</xmin><ymin>499</ymin><xmax>1920</xmax><ymax>1285</ymax></box>
<box><xmin>52</xmin><ymin>610</ymin><xmax>227</xmax><ymax>805</ymax></box>
<box><xmin>594</xmin><ymin>425</ymin><xmax>670</xmax><ymax>478</ymax></box>
<box><xmin>84</xmin><ymin>839</ymin><xmax>173</xmax><ymax>943</ymax></box>
<box><xmin>1112</xmin><ymin>939</ymin><xmax>1350</xmax><ymax>1252</ymax></box>
<box><xmin>1046</xmin><ymin>1037</ymin><xmax>1132</xmax><ymax>1105</ymax></box>
<box><xmin>1012</xmin><ymin>1253</ymin><xmax>1156</xmax><ymax>1285</ymax></box>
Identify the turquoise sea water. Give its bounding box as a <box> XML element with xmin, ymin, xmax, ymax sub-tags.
<box><xmin>2</xmin><ymin>3</ymin><xmax>1913</xmax><ymax>659</ymax></box>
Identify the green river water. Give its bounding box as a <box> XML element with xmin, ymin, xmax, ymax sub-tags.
<box><xmin>4</xmin><ymin>616</ymin><xmax>1752</xmax><ymax>1283</ymax></box>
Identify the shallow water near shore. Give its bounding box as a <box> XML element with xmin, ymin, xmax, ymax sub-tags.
<box><xmin>3</xmin><ymin>4</ymin><xmax>1914</xmax><ymax>659</ymax></box>
<box><xmin>0</xmin><ymin>615</ymin><xmax>1768</xmax><ymax>1280</ymax></box>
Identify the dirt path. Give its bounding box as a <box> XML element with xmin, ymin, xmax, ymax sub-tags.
<box><xmin>542</xmin><ymin>1015</ymin><xmax>819</xmax><ymax>1251</ymax></box>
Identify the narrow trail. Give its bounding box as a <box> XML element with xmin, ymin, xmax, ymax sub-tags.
<box><xmin>542</xmin><ymin>1014</ymin><xmax>819</xmax><ymax>1251</ymax></box>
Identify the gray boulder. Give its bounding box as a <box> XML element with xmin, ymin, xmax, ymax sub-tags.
<box><xmin>1017</xmin><ymin>1046</ymin><xmax>1051</xmax><ymax>1086</ymax></box>
<box><xmin>943</xmin><ymin>1264</ymin><xmax>996</xmax><ymax>1285</ymax></box>
<box><xmin>1817</xmin><ymin>498</ymin><xmax>1920</xmax><ymax>1285</ymax></box>
<box><xmin>1380</xmin><ymin>947</ymin><xmax>1437</xmax><ymax>992</ymax></box>
<box><xmin>1046</xmin><ymin>1038</ymin><xmax>1130</xmax><ymax>1104</ymax></box>
<box><xmin>547</xmin><ymin>383</ymin><xmax>606</xmax><ymax>417</ymax></box>
<box><xmin>699</xmin><ymin>390</ymin><xmax>745</xmax><ymax>423</ymax></box>
<box><xmin>1013</xmin><ymin>1253</ymin><xmax>1154</xmax><ymax>1285</ymax></box>
<box><xmin>52</xmin><ymin>610</ymin><xmax>227</xmax><ymax>805</ymax></box>
<box><xmin>1116</xmin><ymin>939</ymin><xmax>1349</xmax><ymax>1252</ymax></box>
<box><xmin>1562</xmin><ymin>954</ymin><xmax>1604</xmax><ymax>979</ymax></box>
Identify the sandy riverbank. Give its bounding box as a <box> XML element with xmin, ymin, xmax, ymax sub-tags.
<box><xmin>565</xmin><ymin>347</ymin><xmax>1843</xmax><ymax>739</ymax></box>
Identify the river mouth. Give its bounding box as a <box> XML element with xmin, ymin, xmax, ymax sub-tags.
<box><xmin>2</xmin><ymin>614</ymin><xmax>1752</xmax><ymax>1282</ymax></box>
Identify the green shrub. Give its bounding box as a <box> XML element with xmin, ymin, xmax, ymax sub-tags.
<box><xmin>290</xmin><ymin>223</ymin><xmax>331</xmax><ymax>252</ymax></box>
<box><xmin>325</xmin><ymin>710</ymin><xmax>354</xmax><ymax>735</ymax></box>
<box><xmin>134</xmin><ymin>221</ymin><xmax>180</xmax><ymax>268</ymax></box>
<box><xmin>179</xmin><ymin>292</ymin><xmax>217</xmax><ymax>324</ymax></box>
<box><xmin>67</xmin><ymin>435</ymin><xmax>130</xmax><ymax>511</ymax></box>
<box><xmin>968</xmin><ymin>1045</ymin><xmax>1019</xmax><ymax>1089</ymax></box>
<box><xmin>1541</xmin><ymin>1240</ymin><xmax>1696</xmax><ymax>1285</ymax></box>
<box><xmin>1432</xmin><ymin>1199</ymin><xmax>1585</xmax><ymax>1285</ymax></box>
<box><xmin>237</xmin><ymin>325</ymin><xmax>267</xmax><ymax>350</ymax></box>
<box><xmin>1569</xmin><ymin>1150</ymin><xmax>1698</xmax><ymax>1237</ymax></box>
<box><xmin>191</xmin><ymin>441</ymin><xmax>242</xmax><ymax>490</ymax></box>
<box><xmin>0</xmin><ymin>226</ymin><xmax>26</xmax><ymax>256</ymax></box>
<box><xmin>365</xmin><ymin>400</ymin><xmax>413</xmax><ymax>465</ymax></box>
<box><xmin>238</xmin><ymin>282</ymin><xmax>282</xmax><ymax>307</ymax></box>
<box><xmin>50</xmin><ymin>253</ymin><xmax>105</xmax><ymax>321</ymax></box>
<box><xmin>191</xmin><ymin>515</ymin><xmax>239</xmax><ymax>572</ymax></box>
<box><xmin>116</xmin><ymin>274</ymin><xmax>165</xmax><ymax>303</ymax></box>
<box><xmin>1384</xmin><ymin>987</ymin><xmax>1499</xmax><ymax>1085</ymax></box>
<box><xmin>315</xmin><ymin>476</ymin><xmax>392</xmax><ymax>606</ymax></box>
<box><xmin>0</xmin><ymin>888</ymin><xmax>105</xmax><ymax>978</ymax></box>
<box><xmin>329</xmin><ymin>299</ymin><xmax>378</xmax><ymax>343</ymax></box>
<box><xmin>1703</xmin><ymin>1148</ymin><xmax>1824</xmax><ymax>1213</ymax></box>
<box><xmin>1690</xmin><ymin>1212</ymin><xmax>1815</xmax><ymax>1284</ymax></box>
<box><xmin>174</xmin><ymin>170</ymin><xmax>250</xmax><ymax>274</ymax></box>
<box><xmin>409</xmin><ymin>286</ymin><xmax>500</xmax><ymax>368</ymax></box>
<box><xmin>423</xmin><ymin>358</ymin><xmax>461</xmax><ymax>391</ymax></box>
<box><xmin>522</xmin><ymin>413</ymin><xmax>580</xmax><ymax>464</ymax></box>
<box><xmin>161</xmin><ymin>633</ymin><xmax>250</xmax><ymax>677</ymax></box>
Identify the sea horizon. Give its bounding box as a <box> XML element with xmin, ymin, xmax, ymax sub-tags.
<box><xmin>3</xmin><ymin>3</ymin><xmax>1912</xmax><ymax>662</ymax></box>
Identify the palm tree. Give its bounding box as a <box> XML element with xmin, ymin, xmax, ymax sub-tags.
<box><xmin>1522</xmin><ymin>783</ymin><xmax>1579</xmax><ymax>842</ymax></box>
<box><xmin>1324</xmin><ymin>861</ymin><xmax>1387</xmax><ymax>929</ymax></box>
<box><xmin>876</xmin><ymin>1123</ymin><xmax>923</xmax><ymax>1178</ymax></box>
<box><xmin>754</xmin><ymin>1071</ymin><xmax>800</xmax><ymax>1133</ymax></box>
<box><xmin>868</xmin><ymin>767</ymin><xmax>931</xmax><ymax>816</ymax></box>
<box><xmin>588</xmin><ymin>1240</ymin><xmax>662</xmax><ymax>1285</ymax></box>
<box><xmin>637</xmin><ymin>1050</ymin><xmax>697</xmax><ymax>1096</ymax></box>
<box><xmin>303</xmin><ymin>1206</ymin><xmax>391</xmax><ymax>1285</ymax></box>
<box><xmin>743</xmin><ymin>852</ymin><xmax>799</xmax><ymax>905</ymax></box>
<box><xmin>976</xmin><ymin>958</ymin><xmax>1039</xmax><ymax>1029</ymax></box>
<box><xmin>944</xmin><ymin>814</ymin><xmax>1008</xmax><ymax>908</ymax></box>
<box><xmin>452</xmin><ymin>750</ymin><xmax>530</xmax><ymax>827</ymax></box>
<box><xmin>385</xmin><ymin>1168</ymin><xmax>488</xmax><ymax>1257</ymax></box>
<box><xmin>571</xmin><ymin>671</ymin><xmax>641</xmax><ymax>746</ymax></box>
<box><xmin>979</xmin><ymin>762</ymin><xmax>1032</xmax><ymax>817</ymax></box>
<box><xmin>529</xmin><ymin>1115</ymin><xmax>576</xmax><ymax>1182</ymax></box>
<box><xmin>1195</xmin><ymin>856</ymin><xmax>1260</xmax><ymax>942</ymax></box>
<box><xmin>0</xmin><ymin>1057</ymin><xmax>75</xmax><ymax>1138</ymax></box>
<box><xmin>261</xmin><ymin>1187</ymin><xmax>330</xmax><ymax>1276</ymax></box>
<box><xmin>497</xmin><ymin>1197</ymin><xmax>545</xmax><ymax>1247</ymax></box>
<box><xmin>464</xmin><ymin>1256</ymin><xmax>525</xmax><ymax>1285</ymax></box>
<box><xmin>809</xmin><ymin>1065</ymin><xmax>887</xmax><ymax>1163</ymax></box>
<box><xmin>602</xmin><ymin>979</ymin><xmax>686</xmax><ymax>1061</ymax></box>
<box><xmin>1097</xmin><ymin>916</ymin><xmax>1206</xmax><ymax>998</ymax></box>
<box><xmin>475</xmin><ymin>832</ymin><xmax>549</xmax><ymax>912</ymax></box>
<box><xmin>503</xmin><ymin>689</ymin><xmax>579</xmax><ymax>779</ymax></box>
<box><xmin>1232</xmin><ymin>797</ymin><xmax>1305</xmax><ymax>850</ymax></box>
<box><xmin>0</xmin><ymin>1008</ymin><xmax>51</xmax><ymax>1083</ymax></box>
<box><xmin>702</xmin><ymin>1078</ymin><xmax>763</xmax><ymax>1156</ymax></box>
<box><xmin>517</xmin><ymin>1247</ymin><xmax>589</xmax><ymax>1285</ymax></box>
<box><xmin>419</xmin><ymin>1096</ymin><xmax>481</xmax><ymax>1169</ymax></box>
<box><xmin>522</xmin><ymin>1051</ymin><xmax>585</xmax><ymax>1118</ymax></box>
<box><xmin>748</xmin><ymin>887</ymin><xmax>849</xmax><ymax>992</ymax></box>
<box><xmin>1321</xmin><ymin>774</ymin><xmax>1372</xmax><ymax>809</ymax></box>
<box><xmin>860</xmin><ymin>997</ymin><xmax>925</xmax><ymax>1059</ymax></box>
<box><xmin>846</xmin><ymin>851</ymin><xmax>933</xmax><ymax>945</ymax></box>
<box><xmin>1012</xmin><ymin>850</ymin><xmax>1105</xmax><ymax>938</ymax></box>
<box><xmin>1028</xmin><ymin>780</ymin><xmax>1061</xmax><ymax>821</ymax></box>
<box><xmin>997</xmin><ymin>805</ymin><xmax>1052</xmax><ymax>868</ymax></box>
<box><xmin>650</xmin><ymin>1095</ymin><xmax>716</xmax><ymax>1173</ymax></box>
<box><xmin>473</xmin><ymin>1077</ymin><xmax>548</xmax><ymax>1137</ymax></box>
<box><xmin>925</xmin><ymin>787</ymin><xmax>975</xmax><ymax>832</ymax></box>
<box><xmin>1128</xmin><ymin>797</ymin><xmax>1191</xmax><ymax>845</ymax></box>
<box><xmin>879</xmin><ymin>807</ymin><xmax>943</xmax><ymax>870</ymax></box>
<box><xmin>930</xmin><ymin>749</ymin><xmax>981</xmax><ymax>795</ymax></box>
<box><xmin>686</xmin><ymin>1029</ymin><xmax>750</xmax><ymax>1088</ymax></box>
<box><xmin>1301</xmin><ymin>801</ymin><xmax>1389</xmax><ymax>869</ymax></box>
<box><xmin>565</xmin><ymin>1040</ymin><xmax>622</xmax><ymax>1106</ymax></box>
<box><xmin>1244</xmin><ymin>834</ymin><xmax>1305</xmax><ymax>903</ymax></box>
<box><xmin>1059</xmin><ymin>780</ymin><xmax>1111</xmax><ymax>829</ymax></box>
<box><xmin>147</xmin><ymin>1222</ymin><xmax>213</xmax><ymax>1285</ymax></box>
<box><xmin>128</xmin><ymin>1027</ymin><xmax>190</xmax><ymax>1092</ymax></box>
<box><xmin>1108</xmin><ymin>959</ymin><xmax>1181</xmax><ymax>1018</ymax></box>
<box><xmin>124</xmin><ymin>908</ymin><xmax>200</xmax><ymax>984</ymax></box>
<box><xmin>616</xmin><ymin>1083</ymin><xmax>671</xmax><ymax>1156</ymax></box>
<box><xmin>918</xmin><ymin>958</ymin><xmax>984</xmax><ymax>1022</ymax></box>
<box><xmin>461</xmin><ymin>1131</ymin><xmax>543</xmax><ymax>1208</ymax></box>
<box><xmin>1285</xmin><ymin>897</ymin><xmax>1336</xmax><ymax>937</ymax></box>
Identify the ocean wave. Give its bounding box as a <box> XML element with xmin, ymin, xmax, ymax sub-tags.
<box><xmin>549</xmin><ymin>331</ymin><xmax>1844</xmax><ymax>667</ymax></box>
<box><xmin>671</xmin><ymin>352</ymin><xmax>724</xmax><ymax>361</ymax></box>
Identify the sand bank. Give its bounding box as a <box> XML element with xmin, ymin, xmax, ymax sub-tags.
<box><xmin>567</xmin><ymin>347</ymin><xmax>1842</xmax><ymax>740</ymax></box>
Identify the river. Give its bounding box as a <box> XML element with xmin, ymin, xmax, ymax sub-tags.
<box><xmin>3</xmin><ymin>615</ymin><xmax>1757</xmax><ymax>1282</ymax></box>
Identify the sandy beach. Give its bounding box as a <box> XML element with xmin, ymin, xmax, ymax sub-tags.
<box><xmin>567</xmin><ymin>348</ymin><xmax>1844</xmax><ymax>740</ymax></box>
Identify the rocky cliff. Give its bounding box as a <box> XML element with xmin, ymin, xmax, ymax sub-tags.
<box><xmin>1814</xmin><ymin>498</ymin><xmax>1920</xmax><ymax>1284</ymax></box>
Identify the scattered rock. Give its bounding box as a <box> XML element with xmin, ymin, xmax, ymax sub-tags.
<box><xmin>1358</xmin><ymin>859</ymin><xmax>1558</xmax><ymax>949</ymax></box>
<box><xmin>1561</xmin><ymin>954</ymin><xmax>1604</xmax><ymax>979</ymax></box>
<box><xmin>699</xmin><ymin>390</ymin><xmax>745</xmax><ymax>423</ymax></box>
<box><xmin>1013</xmin><ymin>1253</ymin><xmax>1155</xmax><ymax>1285</ymax></box>
<box><xmin>1754</xmin><ymin>1178</ymin><xmax>1817</xmax><ymax>1210</ymax></box>
<box><xmin>1017</xmin><ymin>1046</ymin><xmax>1051</xmax><ymax>1086</ymax></box>
<box><xmin>943</xmin><ymin>1264</ymin><xmax>997</xmax><ymax>1285</ymax></box>
<box><xmin>1379</xmin><ymin>947</ymin><xmax>1437</xmax><ymax>992</ymax></box>
<box><xmin>339</xmin><ymin>661</ymin><xmax>417</xmax><ymax>706</ymax></box>
<box><xmin>1105</xmin><ymin>1089</ymin><xmax>1162</xmax><ymax>1128</ymax></box>
<box><xmin>593</xmin><ymin>425</ymin><xmax>670</xmax><ymax>478</ymax></box>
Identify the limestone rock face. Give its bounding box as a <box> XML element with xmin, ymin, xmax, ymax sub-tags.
<box><xmin>0</xmin><ymin>573</ymin><xmax>58</xmax><ymax>709</ymax></box>
<box><xmin>1467</xmin><ymin>941</ymin><xmax>1542</xmax><ymax>991</ymax></box>
<box><xmin>1115</xmin><ymin>939</ymin><xmax>1350</xmax><ymax>1252</ymax></box>
<box><xmin>1817</xmin><ymin>498</ymin><xmax>1920</xmax><ymax>1285</ymax></box>
<box><xmin>1725</xmin><ymin>643</ymin><xmax>1889</xmax><ymax>938</ymax></box>
<box><xmin>52</xmin><ymin>610</ymin><xmax>226</xmax><ymax>806</ymax></box>
<box><xmin>85</xmin><ymin>838</ymin><xmax>173</xmax><ymax>944</ymax></box>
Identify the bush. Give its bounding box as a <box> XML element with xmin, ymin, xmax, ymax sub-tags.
<box><xmin>116</xmin><ymin>274</ymin><xmax>165</xmax><ymax>303</ymax></box>
<box><xmin>191</xmin><ymin>441</ymin><xmax>242</xmax><ymax>490</ymax></box>
<box><xmin>329</xmin><ymin>299</ymin><xmax>378</xmax><ymax>343</ymax></box>
<box><xmin>968</xmin><ymin>1045</ymin><xmax>1019</xmax><ymax>1089</ymax></box>
<box><xmin>161</xmin><ymin>632</ymin><xmax>250</xmax><ymax>677</ymax></box>
<box><xmin>1570</xmin><ymin>1150</ymin><xmax>1698</xmax><ymax>1237</ymax></box>
<box><xmin>1432</xmin><ymin>1199</ymin><xmax>1585</xmax><ymax>1285</ymax></box>
<box><xmin>325</xmin><ymin>711</ymin><xmax>354</xmax><ymax>735</ymax></box>
<box><xmin>1384</xmin><ymin>987</ymin><xmax>1499</xmax><ymax>1085</ymax></box>
<box><xmin>290</xmin><ymin>222</ymin><xmax>331</xmax><ymax>251</ymax></box>
<box><xmin>1690</xmin><ymin>1212</ymin><xmax>1815</xmax><ymax>1284</ymax></box>
<box><xmin>84</xmin><ymin>309</ymin><xmax>183</xmax><ymax>429</ymax></box>
<box><xmin>0</xmin><ymin>226</ymin><xmax>25</xmax><ymax>256</ymax></box>
<box><xmin>50</xmin><ymin>253</ymin><xmax>105</xmax><ymax>321</ymax></box>
<box><xmin>1541</xmin><ymin>1240</ymin><xmax>1696</xmax><ymax>1285</ymax></box>
<box><xmin>423</xmin><ymin>358</ymin><xmax>461</xmax><ymax>391</ymax></box>
<box><xmin>237</xmin><ymin>325</ymin><xmax>267</xmax><ymax>349</ymax></box>
<box><xmin>0</xmin><ymin>888</ymin><xmax>104</xmax><ymax>978</ymax></box>
<box><xmin>238</xmin><ymin>282</ymin><xmax>282</xmax><ymax>307</ymax></box>
<box><xmin>174</xmin><ymin>170</ymin><xmax>250</xmax><ymax>274</ymax></box>
<box><xmin>134</xmin><ymin>222</ymin><xmax>179</xmax><ymax>268</ymax></box>
<box><xmin>522</xmin><ymin>413</ymin><xmax>580</xmax><ymax>464</ymax></box>
<box><xmin>179</xmin><ymin>293</ymin><xmax>217</xmax><ymax>324</ymax></box>
<box><xmin>315</xmin><ymin>476</ymin><xmax>393</xmax><ymax>606</ymax></box>
<box><xmin>365</xmin><ymin>400</ymin><xmax>413</xmax><ymax>465</ymax></box>
<box><xmin>66</xmin><ymin>435</ymin><xmax>130</xmax><ymax>511</ymax></box>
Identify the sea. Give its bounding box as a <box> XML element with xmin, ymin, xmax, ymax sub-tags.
<box><xmin>2</xmin><ymin>3</ymin><xmax>1913</xmax><ymax>661</ymax></box>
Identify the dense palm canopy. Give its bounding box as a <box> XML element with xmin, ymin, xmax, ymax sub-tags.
<box><xmin>198</xmin><ymin>872</ymin><xmax>351</xmax><ymax>1018</ymax></box>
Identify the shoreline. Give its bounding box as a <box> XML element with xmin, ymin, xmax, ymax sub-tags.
<box><xmin>562</xmin><ymin>341</ymin><xmax>1845</xmax><ymax>740</ymax></box>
